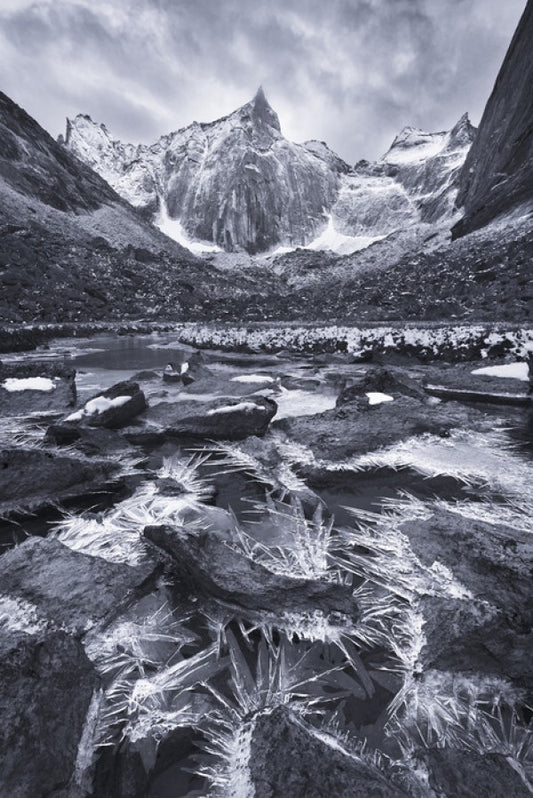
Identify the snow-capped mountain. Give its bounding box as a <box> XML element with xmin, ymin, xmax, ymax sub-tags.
<box><xmin>62</xmin><ymin>89</ymin><xmax>475</xmax><ymax>254</ymax></box>
<box><xmin>330</xmin><ymin>113</ymin><xmax>476</xmax><ymax>240</ymax></box>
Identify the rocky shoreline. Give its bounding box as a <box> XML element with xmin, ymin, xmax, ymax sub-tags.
<box><xmin>0</xmin><ymin>329</ymin><xmax>531</xmax><ymax>797</ymax></box>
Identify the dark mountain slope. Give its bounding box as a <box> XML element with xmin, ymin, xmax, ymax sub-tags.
<box><xmin>454</xmin><ymin>0</ymin><xmax>533</xmax><ymax>236</ymax></box>
<box><xmin>0</xmin><ymin>91</ymin><xmax>241</xmax><ymax>323</ymax></box>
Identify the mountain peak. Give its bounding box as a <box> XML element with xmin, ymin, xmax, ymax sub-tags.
<box><xmin>248</xmin><ymin>85</ymin><xmax>281</xmax><ymax>133</ymax></box>
<box><xmin>448</xmin><ymin>112</ymin><xmax>476</xmax><ymax>148</ymax></box>
<box><xmin>253</xmin><ymin>85</ymin><xmax>267</xmax><ymax>105</ymax></box>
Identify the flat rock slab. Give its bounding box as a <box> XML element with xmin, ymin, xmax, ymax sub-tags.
<box><xmin>126</xmin><ymin>396</ymin><xmax>277</xmax><ymax>443</ymax></box>
<box><xmin>0</xmin><ymin>447</ymin><xmax>120</xmax><ymax>516</ymax></box>
<box><xmin>0</xmin><ymin>628</ymin><xmax>97</xmax><ymax>798</ymax></box>
<box><xmin>248</xmin><ymin>706</ymin><xmax>408</xmax><ymax>798</ymax></box>
<box><xmin>274</xmin><ymin>396</ymin><xmax>487</xmax><ymax>461</ymax></box>
<box><xmin>144</xmin><ymin>526</ymin><xmax>357</xmax><ymax>623</ymax></box>
<box><xmin>0</xmin><ymin>537</ymin><xmax>158</xmax><ymax>633</ymax></box>
<box><xmin>424</xmin><ymin>384</ymin><xmax>531</xmax><ymax>406</ymax></box>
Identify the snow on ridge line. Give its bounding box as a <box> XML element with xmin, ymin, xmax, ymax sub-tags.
<box><xmin>2</xmin><ymin>377</ymin><xmax>56</xmax><ymax>392</ymax></box>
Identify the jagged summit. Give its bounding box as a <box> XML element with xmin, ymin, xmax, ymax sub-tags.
<box><xmin>448</xmin><ymin>112</ymin><xmax>476</xmax><ymax>149</ymax></box>
<box><xmin>249</xmin><ymin>85</ymin><xmax>281</xmax><ymax>133</ymax></box>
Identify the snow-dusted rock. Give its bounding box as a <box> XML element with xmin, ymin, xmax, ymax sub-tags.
<box><xmin>64</xmin><ymin>88</ymin><xmax>345</xmax><ymax>254</ymax></box>
<box><xmin>65</xmin><ymin>380</ymin><xmax>147</xmax><ymax>429</ymax></box>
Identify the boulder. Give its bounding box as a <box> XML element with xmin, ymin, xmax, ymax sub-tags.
<box><xmin>0</xmin><ymin>537</ymin><xmax>159</xmax><ymax>634</ymax></box>
<box><xmin>65</xmin><ymin>380</ymin><xmax>147</xmax><ymax>429</ymax></box>
<box><xmin>126</xmin><ymin>396</ymin><xmax>277</xmax><ymax>443</ymax></box>
<box><xmin>419</xmin><ymin>596</ymin><xmax>533</xmax><ymax>687</ymax></box>
<box><xmin>0</xmin><ymin>447</ymin><xmax>119</xmax><ymax>516</ymax></box>
<box><xmin>400</xmin><ymin>507</ymin><xmax>533</xmax><ymax>688</ymax></box>
<box><xmin>336</xmin><ymin>367</ymin><xmax>426</xmax><ymax>406</ymax></box>
<box><xmin>144</xmin><ymin>525</ymin><xmax>357</xmax><ymax>623</ymax></box>
<box><xmin>248</xmin><ymin>706</ymin><xmax>408</xmax><ymax>798</ymax></box>
<box><xmin>400</xmin><ymin>508</ymin><xmax>532</xmax><ymax>626</ymax></box>
<box><xmin>0</xmin><ymin>627</ymin><xmax>97</xmax><ymax>798</ymax></box>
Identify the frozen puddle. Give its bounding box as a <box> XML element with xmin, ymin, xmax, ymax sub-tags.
<box><xmin>271</xmin><ymin>388</ymin><xmax>337</xmax><ymax>420</ymax></box>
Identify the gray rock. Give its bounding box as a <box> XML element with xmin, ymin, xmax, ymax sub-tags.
<box><xmin>248</xmin><ymin>706</ymin><xmax>408</xmax><ymax>798</ymax></box>
<box><xmin>274</xmin><ymin>396</ymin><xmax>485</xmax><ymax>462</ymax></box>
<box><xmin>0</xmin><ymin>360</ymin><xmax>76</xmax><ymax>416</ymax></box>
<box><xmin>454</xmin><ymin>1</ymin><xmax>533</xmax><ymax>236</ymax></box>
<box><xmin>126</xmin><ymin>395</ymin><xmax>277</xmax><ymax>443</ymax></box>
<box><xmin>0</xmin><ymin>628</ymin><xmax>97</xmax><ymax>798</ymax></box>
<box><xmin>68</xmin><ymin>380</ymin><xmax>147</xmax><ymax>429</ymax></box>
<box><xmin>0</xmin><ymin>447</ymin><xmax>119</xmax><ymax>516</ymax></box>
<box><xmin>0</xmin><ymin>537</ymin><xmax>159</xmax><ymax>634</ymax></box>
<box><xmin>422</xmin><ymin>747</ymin><xmax>531</xmax><ymax>797</ymax></box>
<box><xmin>144</xmin><ymin>525</ymin><xmax>357</xmax><ymax>622</ymax></box>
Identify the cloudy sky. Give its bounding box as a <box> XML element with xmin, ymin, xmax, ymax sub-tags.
<box><xmin>0</xmin><ymin>0</ymin><xmax>527</xmax><ymax>162</ymax></box>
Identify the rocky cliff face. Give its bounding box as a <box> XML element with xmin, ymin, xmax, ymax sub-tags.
<box><xmin>454</xmin><ymin>0</ymin><xmax>533</xmax><ymax>237</ymax></box>
<box><xmin>64</xmin><ymin>90</ymin><xmax>474</xmax><ymax>254</ymax></box>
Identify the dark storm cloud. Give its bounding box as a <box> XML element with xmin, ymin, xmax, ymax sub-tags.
<box><xmin>0</xmin><ymin>0</ymin><xmax>527</xmax><ymax>162</ymax></box>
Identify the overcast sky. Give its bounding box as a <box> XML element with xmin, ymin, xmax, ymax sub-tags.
<box><xmin>0</xmin><ymin>0</ymin><xmax>527</xmax><ymax>163</ymax></box>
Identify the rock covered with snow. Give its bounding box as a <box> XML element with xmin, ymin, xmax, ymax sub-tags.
<box><xmin>330</xmin><ymin>113</ymin><xmax>476</xmax><ymax>245</ymax></box>
<box><xmin>0</xmin><ymin>360</ymin><xmax>77</xmax><ymax>415</ymax></box>
<box><xmin>65</xmin><ymin>380</ymin><xmax>147</xmax><ymax>429</ymax></box>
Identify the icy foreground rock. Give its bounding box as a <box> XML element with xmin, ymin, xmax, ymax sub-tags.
<box><xmin>63</xmin><ymin>90</ymin><xmax>474</xmax><ymax>253</ymax></box>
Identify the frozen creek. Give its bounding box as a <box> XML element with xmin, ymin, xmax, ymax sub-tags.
<box><xmin>0</xmin><ymin>327</ymin><xmax>532</xmax><ymax>798</ymax></box>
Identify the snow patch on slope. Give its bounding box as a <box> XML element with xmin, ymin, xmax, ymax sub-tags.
<box><xmin>272</xmin><ymin>215</ymin><xmax>385</xmax><ymax>257</ymax></box>
<box><xmin>156</xmin><ymin>201</ymin><xmax>221</xmax><ymax>254</ymax></box>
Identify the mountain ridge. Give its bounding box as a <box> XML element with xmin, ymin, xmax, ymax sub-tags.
<box><xmin>63</xmin><ymin>91</ymin><xmax>473</xmax><ymax>254</ymax></box>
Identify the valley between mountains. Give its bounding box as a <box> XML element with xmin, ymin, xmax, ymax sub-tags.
<box><xmin>0</xmin><ymin>2</ymin><xmax>532</xmax><ymax>798</ymax></box>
